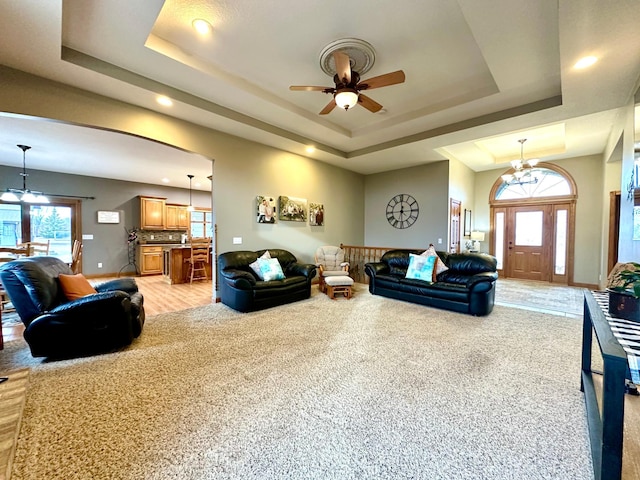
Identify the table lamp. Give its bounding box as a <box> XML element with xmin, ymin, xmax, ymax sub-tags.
<box><xmin>470</xmin><ymin>231</ymin><xmax>485</xmax><ymax>252</ymax></box>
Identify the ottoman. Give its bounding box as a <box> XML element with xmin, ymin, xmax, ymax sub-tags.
<box><xmin>324</xmin><ymin>275</ymin><xmax>354</xmax><ymax>300</ymax></box>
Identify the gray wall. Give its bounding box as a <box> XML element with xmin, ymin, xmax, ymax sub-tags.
<box><xmin>364</xmin><ymin>161</ymin><xmax>450</xmax><ymax>250</ymax></box>
<box><xmin>0</xmin><ymin>165</ymin><xmax>211</xmax><ymax>275</ymax></box>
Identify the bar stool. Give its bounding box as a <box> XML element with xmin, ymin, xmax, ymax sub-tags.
<box><xmin>184</xmin><ymin>238</ymin><xmax>211</xmax><ymax>284</ymax></box>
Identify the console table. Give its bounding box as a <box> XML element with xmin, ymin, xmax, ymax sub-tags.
<box><xmin>581</xmin><ymin>290</ymin><xmax>639</xmax><ymax>480</ymax></box>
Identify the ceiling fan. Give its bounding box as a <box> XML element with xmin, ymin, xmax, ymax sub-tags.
<box><xmin>289</xmin><ymin>51</ymin><xmax>406</xmax><ymax>115</ymax></box>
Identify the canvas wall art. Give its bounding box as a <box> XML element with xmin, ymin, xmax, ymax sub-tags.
<box><xmin>256</xmin><ymin>195</ymin><xmax>276</xmax><ymax>223</ymax></box>
<box><xmin>309</xmin><ymin>203</ymin><xmax>324</xmax><ymax>226</ymax></box>
<box><xmin>278</xmin><ymin>196</ymin><xmax>307</xmax><ymax>222</ymax></box>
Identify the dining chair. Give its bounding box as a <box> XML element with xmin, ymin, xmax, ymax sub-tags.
<box><xmin>70</xmin><ymin>239</ymin><xmax>83</xmax><ymax>273</ymax></box>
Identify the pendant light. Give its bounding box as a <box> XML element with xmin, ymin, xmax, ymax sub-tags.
<box><xmin>0</xmin><ymin>145</ymin><xmax>49</xmax><ymax>203</ymax></box>
<box><xmin>187</xmin><ymin>174</ymin><xmax>194</xmax><ymax>211</ymax></box>
<box><xmin>500</xmin><ymin>139</ymin><xmax>539</xmax><ymax>186</ymax></box>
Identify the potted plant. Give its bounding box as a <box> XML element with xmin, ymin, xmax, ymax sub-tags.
<box><xmin>607</xmin><ymin>262</ymin><xmax>640</xmax><ymax>322</ymax></box>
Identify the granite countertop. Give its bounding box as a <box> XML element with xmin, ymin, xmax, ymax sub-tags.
<box><xmin>138</xmin><ymin>243</ymin><xmax>192</xmax><ymax>248</ymax></box>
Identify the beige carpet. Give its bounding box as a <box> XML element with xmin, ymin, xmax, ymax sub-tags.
<box><xmin>0</xmin><ymin>286</ymin><xmax>593</xmax><ymax>479</ymax></box>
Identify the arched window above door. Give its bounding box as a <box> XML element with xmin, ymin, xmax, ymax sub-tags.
<box><xmin>494</xmin><ymin>164</ymin><xmax>574</xmax><ymax>200</ymax></box>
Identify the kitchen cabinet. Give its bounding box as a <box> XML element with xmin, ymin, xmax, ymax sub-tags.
<box><xmin>166</xmin><ymin>204</ymin><xmax>190</xmax><ymax>230</ymax></box>
<box><xmin>138</xmin><ymin>245</ymin><xmax>163</xmax><ymax>275</ymax></box>
<box><xmin>140</xmin><ymin>196</ymin><xmax>166</xmax><ymax>230</ymax></box>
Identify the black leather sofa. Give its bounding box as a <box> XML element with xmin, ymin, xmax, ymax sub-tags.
<box><xmin>0</xmin><ymin>256</ymin><xmax>145</xmax><ymax>358</ymax></box>
<box><xmin>365</xmin><ymin>249</ymin><xmax>498</xmax><ymax>316</ymax></box>
<box><xmin>218</xmin><ymin>249</ymin><xmax>317</xmax><ymax>312</ymax></box>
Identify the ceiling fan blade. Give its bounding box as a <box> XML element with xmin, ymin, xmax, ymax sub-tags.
<box><xmin>333</xmin><ymin>51</ymin><xmax>351</xmax><ymax>85</ymax></box>
<box><xmin>358</xmin><ymin>94</ymin><xmax>383</xmax><ymax>113</ymax></box>
<box><xmin>357</xmin><ymin>70</ymin><xmax>406</xmax><ymax>90</ymax></box>
<box><xmin>289</xmin><ymin>85</ymin><xmax>332</xmax><ymax>91</ymax></box>
<box><xmin>319</xmin><ymin>99</ymin><xmax>337</xmax><ymax>115</ymax></box>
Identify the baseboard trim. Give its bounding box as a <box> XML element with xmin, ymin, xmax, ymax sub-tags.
<box><xmin>571</xmin><ymin>282</ymin><xmax>599</xmax><ymax>290</ymax></box>
<box><xmin>85</xmin><ymin>272</ymin><xmax>137</xmax><ymax>279</ymax></box>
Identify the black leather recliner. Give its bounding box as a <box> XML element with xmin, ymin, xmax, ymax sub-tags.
<box><xmin>218</xmin><ymin>249</ymin><xmax>316</xmax><ymax>312</ymax></box>
<box><xmin>365</xmin><ymin>249</ymin><xmax>498</xmax><ymax>316</ymax></box>
<box><xmin>0</xmin><ymin>256</ymin><xmax>145</xmax><ymax>358</ymax></box>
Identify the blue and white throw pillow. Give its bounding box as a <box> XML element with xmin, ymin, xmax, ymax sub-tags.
<box><xmin>257</xmin><ymin>257</ymin><xmax>285</xmax><ymax>281</ymax></box>
<box><xmin>405</xmin><ymin>253</ymin><xmax>436</xmax><ymax>282</ymax></box>
<box><xmin>250</xmin><ymin>250</ymin><xmax>271</xmax><ymax>279</ymax></box>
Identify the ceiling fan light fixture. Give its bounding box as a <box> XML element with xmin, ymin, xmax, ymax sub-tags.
<box><xmin>335</xmin><ymin>89</ymin><xmax>358</xmax><ymax>110</ymax></box>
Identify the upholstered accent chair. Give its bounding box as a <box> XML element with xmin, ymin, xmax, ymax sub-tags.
<box><xmin>314</xmin><ymin>245</ymin><xmax>350</xmax><ymax>293</ymax></box>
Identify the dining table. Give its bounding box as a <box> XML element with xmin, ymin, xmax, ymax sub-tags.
<box><xmin>0</xmin><ymin>246</ymin><xmax>30</xmax><ymax>262</ymax></box>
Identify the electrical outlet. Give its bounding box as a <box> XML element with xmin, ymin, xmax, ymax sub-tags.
<box><xmin>437</xmin><ymin>238</ymin><xmax>442</xmax><ymax>244</ymax></box>
<box><xmin>98</xmin><ymin>262</ymin><xmax>103</xmax><ymax>268</ymax></box>
<box><xmin>150</xmin><ymin>234</ymin><xmax>154</xmax><ymax>240</ymax></box>
<box><xmin>233</xmin><ymin>237</ymin><xmax>242</xmax><ymax>245</ymax></box>
<box><xmin>169</xmin><ymin>235</ymin><xmax>173</xmax><ymax>240</ymax></box>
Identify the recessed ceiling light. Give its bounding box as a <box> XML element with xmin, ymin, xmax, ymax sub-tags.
<box><xmin>161</xmin><ymin>178</ymin><xmax>170</xmax><ymax>183</ymax></box>
<box><xmin>305</xmin><ymin>146</ymin><xmax>315</xmax><ymax>154</ymax></box>
<box><xmin>574</xmin><ymin>56</ymin><xmax>598</xmax><ymax>69</ymax></box>
<box><xmin>192</xmin><ymin>19</ymin><xmax>212</xmax><ymax>36</ymax></box>
<box><xmin>157</xmin><ymin>96</ymin><xmax>173</xmax><ymax>107</ymax></box>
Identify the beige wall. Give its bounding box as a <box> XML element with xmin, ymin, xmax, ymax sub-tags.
<box><xmin>601</xmin><ymin>134</ymin><xmax>623</xmax><ymax>286</ymax></box>
<box><xmin>448</xmin><ymin>157</ymin><xmax>476</xmax><ymax>248</ymax></box>
<box><xmin>617</xmin><ymin>97</ymin><xmax>640</xmax><ymax>263</ymax></box>
<box><xmin>0</xmin><ymin>66</ymin><xmax>365</xmax><ymax>272</ymax></box>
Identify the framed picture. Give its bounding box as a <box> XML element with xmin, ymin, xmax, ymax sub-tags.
<box><xmin>464</xmin><ymin>208</ymin><xmax>472</xmax><ymax>237</ymax></box>
<box><xmin>97</xmin><ymin>210</ymin><xmax>120</xmax><ymax>224</ymax></box>
<box><xmin>309</xmin><ymin>202</ymin><xmax>324</xmax><ymax>226</ymax></box>
<box><xmin>278</xmin><ymin>196</ymin><xmax>307</xmax><ymax>222</ymax></box>
<box><xmin>256</xmin><ymin>195</ymin><xmax>276</xmax><ymax>223</ymax></box>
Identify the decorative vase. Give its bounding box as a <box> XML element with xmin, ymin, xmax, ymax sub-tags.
<box><xmin>608</xmin><ymin>289</ymin><xmax>640</xmax><ymax>322</ymax></box>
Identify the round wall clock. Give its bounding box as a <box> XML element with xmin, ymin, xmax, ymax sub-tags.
<box><xmin>386</xmin><ymin>194</ymin><xmax>419</xmax><ymax>229</ymax></box>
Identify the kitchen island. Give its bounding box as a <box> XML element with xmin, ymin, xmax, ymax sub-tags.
<box><xmin>162</xmin><ymin>244</ymin><xmax>212</xmax><ymax>284</ymax></box>
<box><xmin>138</xmin><ymin>243</ymin><xmax>211</xmax><ymax>284</ymax></box>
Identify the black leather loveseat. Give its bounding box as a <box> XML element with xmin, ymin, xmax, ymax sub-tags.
<box><xmin>218</xmin><ymin>249</ymin><xmax>316</xmax><ymax>312</ymax></box>
<box><xmin>365</xmin><ymin>249</ymin><xmax>498</xmax><ymax>316</ymax></box>
<box><xmin>0</xmin><ymin>256</ymin><xmax>145</xmax><ymax>358</ymax></box>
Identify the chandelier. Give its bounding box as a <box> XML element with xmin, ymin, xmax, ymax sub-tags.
<box><xmin>501</xmin><ymin>139</ymin><xmax>539</xmax><ymax>186</ymax></box>
<box><xmin>0</xmin><ymin>145</ymin><xmax>49</xmax><ymax>203</ymax></box>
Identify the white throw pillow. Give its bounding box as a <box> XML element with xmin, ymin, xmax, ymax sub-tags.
<box><xmin>250</xmin><ymin>250</ymin><xmax>271</xmax><ymax>279</ymax></box>
<box><xmin>405</xmin><ymin>253</ymin><xmax>436</xmax><ymax>282</ymax></box>
<box><xmin>257</xmin><ymin>257</ymin><xmax>285</xmax><ymax>281</ymax></box>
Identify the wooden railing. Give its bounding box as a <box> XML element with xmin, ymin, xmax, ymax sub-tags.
<box><xmin>340</xmin><ymin>244</ymin><xmax>421</xmax><ymax>284</ymax></box>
